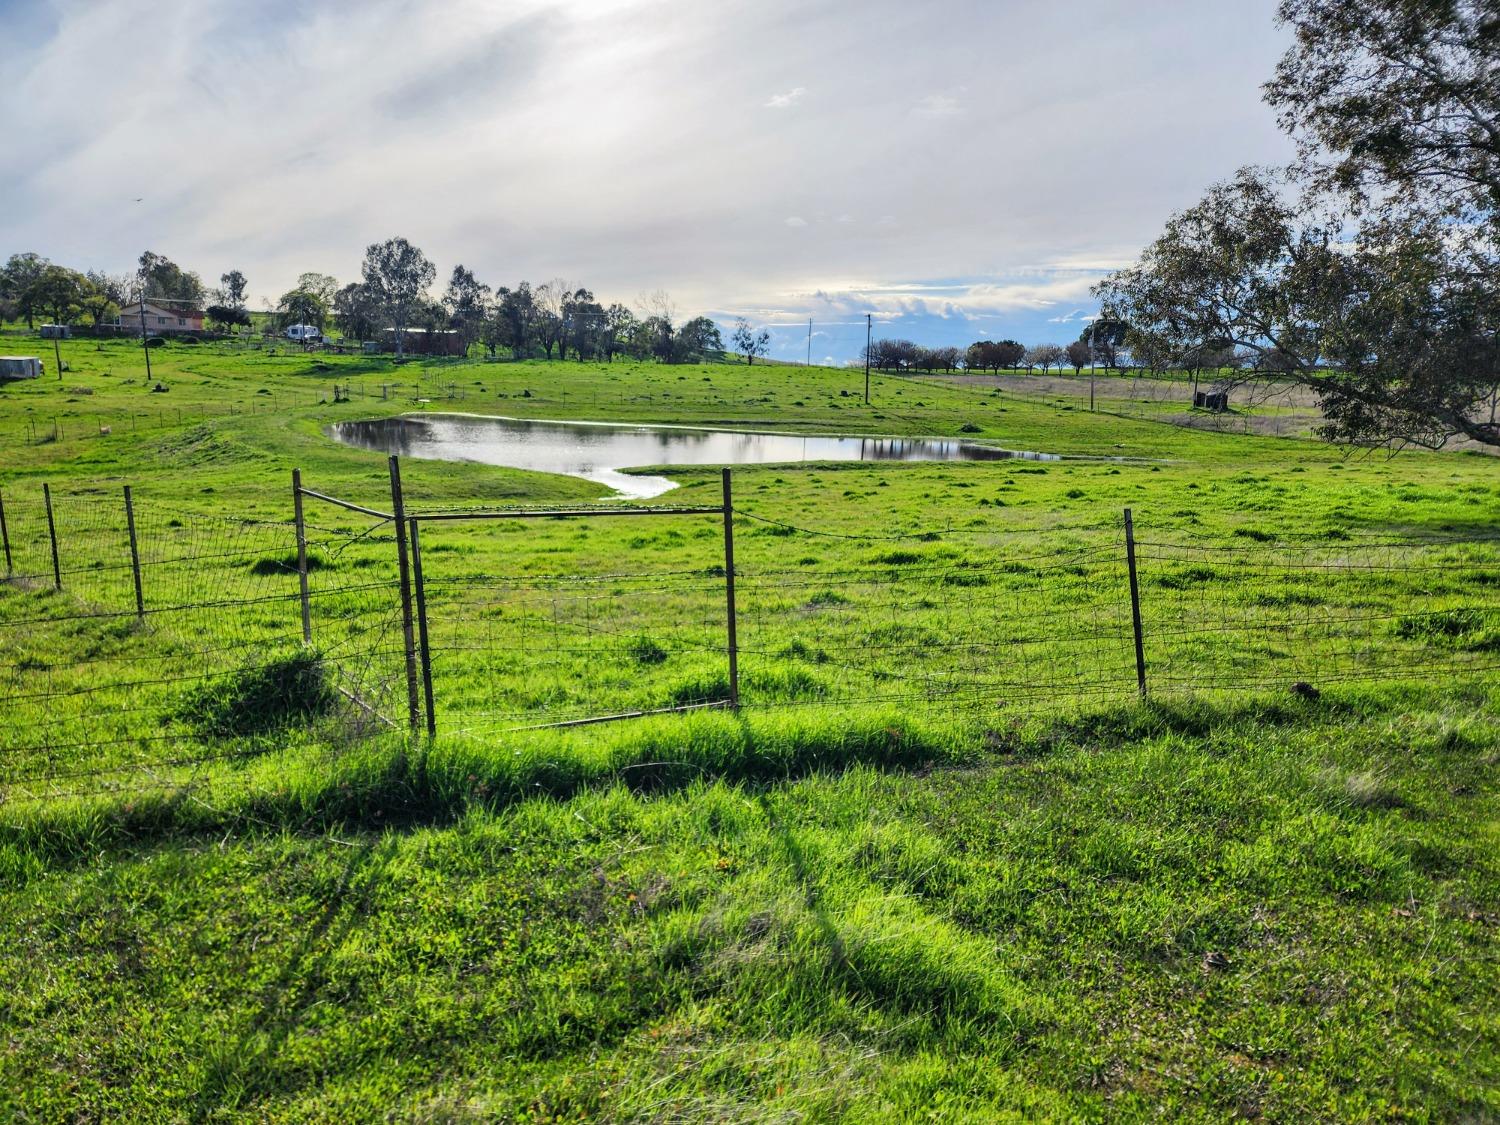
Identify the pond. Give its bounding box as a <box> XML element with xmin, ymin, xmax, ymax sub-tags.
<box><xmin>327</xmin><ymin>414</ymin><xmax>1059</xmax><ymax>499</ymax></box>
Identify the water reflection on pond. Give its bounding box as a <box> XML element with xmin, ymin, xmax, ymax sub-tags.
<box><xmin>328</xmin><ymin>414</ymin><xmax>1058</xmax><ymax>499</ymax></box>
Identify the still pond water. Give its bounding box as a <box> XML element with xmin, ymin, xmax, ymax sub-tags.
<box><xmin>328</xmin><ymin>414</ymin><xmax>1058</xmax><ymax>499</ymax></box>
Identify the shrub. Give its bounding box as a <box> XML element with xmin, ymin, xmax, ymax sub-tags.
<box><xmin>1394</xmin><ymin>608</ymin><xmax>1500</xmax><ymax>650</ymax></box>
<box><xmin>249</xmin><ymin>552</ymin><xmax>330</xmax><ymax>576</ymax></box>
<box><xmin>625</xmin><ymin>636</ymin><xmax>669</xmax><ymax>665</ymax></box>
<box><xmin>174</xmin><ymin>650</ymin><xmax>335</xmax><ymax>738</ymax></box>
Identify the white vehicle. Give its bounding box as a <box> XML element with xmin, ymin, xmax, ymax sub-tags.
<box><xmin>284</xmin><ymin>324</ymin><xmax>323</xmax><ymax>343</ymax></box>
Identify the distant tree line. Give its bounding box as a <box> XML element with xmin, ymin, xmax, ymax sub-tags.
<box><xmin>863</xmin><ymin>331</ymin><xmax>1120</xmax><ymax>377</ymax></box>
<box><xmin>2</xmin><ymin>238</ymin><xmax>732</xmax><ymax>365</ymax></box>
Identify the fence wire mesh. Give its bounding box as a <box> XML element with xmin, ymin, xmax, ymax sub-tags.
<box><xmin>2</xmin><ymin>474</ymin><xmax>1497</xmax><ymax>810</ymax></box>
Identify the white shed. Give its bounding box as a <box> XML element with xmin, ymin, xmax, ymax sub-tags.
<box><xmin>0</xmin><ymin>356</ymin><xmax>43</xmax><ymax>380</ymax></box>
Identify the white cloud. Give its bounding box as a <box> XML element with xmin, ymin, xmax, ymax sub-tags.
<box><xmin>0</xmin><ymin>0</ymin><xmax>1295</xmax><ymax>356</ymax></box>
<box><xmin>764</xmin><ymin>86</ymin><xmax>806</xmax><ymax>109</ymax></box>
<box><xmin>913</xmin><ymin>93</ymin><xmax>962</xmax><ymax>116</ymax></box>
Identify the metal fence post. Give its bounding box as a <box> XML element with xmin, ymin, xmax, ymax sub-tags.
<box><xmin>42</xmin><ymin>483</ymin><xmax>61</xmax><ymax>590</ymax></box>
<box><xmin>409</xmin><ymin>518</ymin><xmax>437</xmax><ymax>738</ymax></box>
<box><xmin>0</xmin><ymin>487</ymin><xmax>11</xmax><ymax>576</ymax></box>
<box><xmin>1124</xmin><ymin>507</ymin><xmax>1147</xmax><ymax>700</ymax></box>
<box><xmin>292</xmin><ymin>469</ymin><xmax>311</xmax><ymax>643</ymax></box>
<box><xmin>721</xmin><ymin>467</ymin><xmax>740</xmax><ymax>710</ymax></box>
<box><xmin>124</xmin><ymin>485</ymin><xmax>144</xmax><ymax>621</ymax></box>
<box><xmin>389</xmin><ymin>455</ymin><xmax>422</xmax><ymax>734</ymax></box>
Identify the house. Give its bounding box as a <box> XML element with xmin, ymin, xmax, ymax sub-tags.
<box><xmin>117</xmin><ymin>301</ymin><xmax>205</xmax><ymax>334</ymax></box>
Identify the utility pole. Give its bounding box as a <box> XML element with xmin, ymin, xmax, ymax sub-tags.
<box><xmin>137</xmin><ymin>280</ymin><xmax>153</xmax><ymax>383</ymax></box>
<box><xmin>863</xmin><ymin>313</ymin><xmax>872</xmax><ymax>404</ymax></box>
<box><xmin>52</xmin><ymin>333</ymin><xmax>62</xmax><ymax>382</ymax></box>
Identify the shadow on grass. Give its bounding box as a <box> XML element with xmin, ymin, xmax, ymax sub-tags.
<box><xmin>188</xmin><ymin>838</ymin><xmax>390</xmax><ymax>1122</ymax></box>
<box><xmin>0</xmin><ymin>686</ymin><xmax>1406</xmax><ymax>873</ymax></box>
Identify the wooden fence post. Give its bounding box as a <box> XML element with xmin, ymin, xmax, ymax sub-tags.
<box><xmin>42</xmin><ymin>483</ymin><xmax>61</xmax><ymax>590</ymax></box>
<box><xmin>292</xmin><ymin>469</ymin><xmax>311</xmax><ymax>643</ymax></box>
<box><xmin>124</xmin><ymin>485</ymin><xmax>144</xmax><ymax>621</ymax></box>
<box><xmin>389</xmin><ymin>456</ymin><xmax>422</xmax><ymax>734</ymax></box>
<box><xmin>409</xmin><ymin>518</ymin><xmax>437</xmax><ymax>738</ymax></box>
<box><xmin>0</xmin><ymin>487</ymin><xmax>11</xmax><ymax>576</ymax></box>
<box><xmin>721</xmin><ymin>468</ymin><xmax>740</xmax><ymax>711</ymax></box>
<box><xmin>1124</xmin><ymin>507</ymin><xmax>1146</xmax><ymax>700</ymax></box>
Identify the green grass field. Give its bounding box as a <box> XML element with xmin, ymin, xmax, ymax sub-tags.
<box><xmin>1</xmin><ymin>332</ymin><xmax>1496</xmax><ymax>1120</ymax></box>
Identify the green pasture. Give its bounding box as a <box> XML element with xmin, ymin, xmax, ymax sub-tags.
<box><xmin>0</xmin><ymin>331</ymin><xmax>1496</xmax><ymax>1119</ymax></box>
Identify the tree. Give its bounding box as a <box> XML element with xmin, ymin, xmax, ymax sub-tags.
<box><xmin>2</xmin><ymin>253</ymin><xmax>50</xmax><ymax>327</ymax></box>
<box><xmin>360</xmin><ymin>237</ymin><xmax>435</xmax><ymax>358</ymax></box>
<box><xmin>630</xmin><ymin>316</ymin><xmax>668</xmax><ymax>361</ymax></box>
<box><xmin>638</xmin><ymin>290</ymin><xmax>677</xmax><ymax>362</ymax></box>
<box><xmin>205</xmin><ymin>304</ymin><xmax>252</xmax><ymax>332</ymax></box>
<box><xmin>865</xmin><ymin>338</ymin><xmax>921</xmax><ymax>371</ymax></box>
<box><xmin>1081</xmin><ymin>320</ymin><xmax>1127</xmax><ymax>370</ymax></box>
<box><xmin>732</xmin><ymin>318</ymin><xmax>771</xmax><ymax>364</ymax></box>
<box><xmin>929</xmin><ymin>345</ymin><xmax>961</xmax><ymax>373</ymax></box>
<box><xmin>138</xmin><ymin>251</ymin><xmax>205</xmax><ymax>306</ymax></box>
<box><xmin>674</xmin><ymin>316</ymin><xmax>724</xmax><ymax>362</ymax></box>
<box><xmin>83</xmin><ymin>271</ymin><xmax>128</xmax><ymax>330</ymax></box>
<box><xmin>277</xmin><ymin>287</ymin><xmax>328</xmax><ymax>331</ymax></box>
<box><xmin>1025</xmin><ymin>343</ymin><xmax>1064</xmax><ymax>375</ymax></box>
<box><xmin>562</xmin><ymin>288</ymin><xmax>603</xmax><ymax>360</ymax></box>
<box><xmin>1095</xmin><ymin>0</ymin><xmax>1500</xmax><ymax>450</ymax></box>
<box><xmin>1094</xmin><ymin>167</ymin><xmax>1500</xmax><ymax>449</ymax></box>
<box><xmin>534</xmin><ymin>279</ymin><xmax>569</xmax><ymax>359</ymax></box>
<box><xmin>602</xmin><ymin>303</ymin><xmax>635</xmax><ymax>362</ymax></box>
<box><xmin>494</xmin><ymin>283</ymin><xmax>538</xmax><ymax>358</ymax></box>
<box><xmin>30</xmin><ymin>265</ymin><xmax>88</xmax><ymax>325</ymax></box>
<box><xmin>217</xmin><ymin>270</ymin><xmax>249</xmax><ymax>312</ymax></box>
<box><xmin>1265</xmin><ymin>0</ymin><xmax>1500</xmax><ymax>219</ymax></box>
<box><xmin>333</xmin><ymin>282</ymin><xmax>380</xmax><ymax>342</ymax></box>
<box><xmin>1065</xmin><ymin>340</ymin><xmax>1091</xmax><ymax>373</ymax></box>
<box><xmin>415</xmin><ymin>298</ymin><xmax>450</xmax><ymax>335</ymax></box>
<box><xmin>444</xmin><ymin>265</ymin><xmax>491</xmax><ymax>357</ymax></box>
<box><xmin>297</xmin><ymin>272</ymin><xmax>339</xmax><ymax>307</ymax></box>
<box><xmin>993</xmin><ymin>339</ymin><xmax>1026</xmax><ymax>370</ymax></box>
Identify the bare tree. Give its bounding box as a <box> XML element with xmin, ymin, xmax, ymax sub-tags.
<box><xmin>732</xmin><ymin>318</ymin><xmax>771</xmax><ymax>364</ymax></box>
<box><xmin>535</xmin><ymin>279</ymin><xmax>569</xmax><ymax>360</ymax></box>
<box><xmin>1025</xmin><ymin>343</ymin><xmax>1064</xmax><ymax>375</ymax></box>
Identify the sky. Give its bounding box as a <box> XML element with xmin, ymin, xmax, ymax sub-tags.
<box><xmin>0</xmin><ymin>0</ymin><xmax>1295</xmax><ymax>362</ymax></box>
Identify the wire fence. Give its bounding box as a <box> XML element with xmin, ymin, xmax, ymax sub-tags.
<box><xmin>2</xmin><ymin>463</ymin><xmax>1497</xmax><ymax>809</ymax></box>
<box><xmin>920</xmin><ymin>370</ymin><xmax>1326</xmax><ymax>439</ymax></box>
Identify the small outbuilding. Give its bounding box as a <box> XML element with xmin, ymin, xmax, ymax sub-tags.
<box><xmin>0</xmin><ymin>356</ymin><xmax>43</xmax><ymax>381</ymax></box>
<box><xmin>39</xmin><ymin>324</ymin><xmax>71</xmax><ymax>339</ymax></box>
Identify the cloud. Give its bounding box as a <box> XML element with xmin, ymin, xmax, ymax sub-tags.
<box><xmin>913</xmin><ymin>93</ymin><xmax>962</xmax><ymax>116</ymax></box>
<box><xmin>0</xmin><ymin>0</ymin><xmax>1295</xmax><ymax>359</ymax></box>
